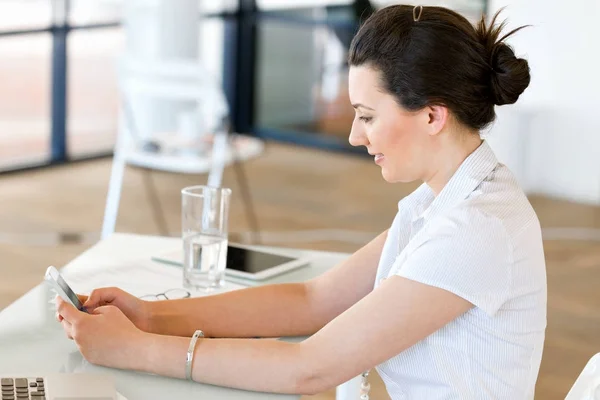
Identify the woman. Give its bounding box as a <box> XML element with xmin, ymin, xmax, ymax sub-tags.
<box><xmin>56</xmin><ymin>5</ymin><xmax>547</xmax><ymax>399</ymax></box>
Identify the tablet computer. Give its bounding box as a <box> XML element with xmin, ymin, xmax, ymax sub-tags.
<box><xmin>152</xmin><ymin>243</ymin><xmax>311</xmax><ymax>281</ymax></box>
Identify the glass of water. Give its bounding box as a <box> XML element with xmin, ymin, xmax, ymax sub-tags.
<box><xmin>182</xmin><ymin>185</ymin><xmax>231</xmax><ymax>291</ymax></box>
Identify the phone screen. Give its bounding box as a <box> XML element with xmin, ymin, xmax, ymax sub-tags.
<box><xmin>53</xmin><ymin>271</ymin><xmax>84</xmax><ymax>310</ymax></box>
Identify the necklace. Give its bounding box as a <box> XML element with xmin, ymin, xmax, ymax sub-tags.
<box><xmin>360</xmin><ymin>370</ymin><xmax>371</xmax><ymax>399</ymax></box>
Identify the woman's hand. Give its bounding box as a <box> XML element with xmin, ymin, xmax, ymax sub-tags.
<box><xmin>56</xmin><ymin>287</ymin><xmax>153</xmax><ymax>333</ymax></box>
<box><xmin>56</xmin><ymin>297</ymin><xmax>150</xmax><ymax>371</ymax></box>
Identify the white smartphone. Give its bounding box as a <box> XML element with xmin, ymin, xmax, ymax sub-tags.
<box><xmin>45</xmin><ymin>266</ymin><xmax>87</xmax><ymax>312</ymax></box>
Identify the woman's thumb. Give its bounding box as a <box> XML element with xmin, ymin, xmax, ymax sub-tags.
<box><xmin>77</xmin><ymin>294</ymin><xmax>88</xmax><ymax>305</ymax></box>
<box><xmin>83</xmin><ymin>287</ymin><xmax>118</xmax><ymax>308</ymax></box>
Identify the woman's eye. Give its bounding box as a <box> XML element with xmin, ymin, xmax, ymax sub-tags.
<box><xmin>359</xmin><ymin>116</ymin><xmax>373</xmax><ymax>123</ymax></box>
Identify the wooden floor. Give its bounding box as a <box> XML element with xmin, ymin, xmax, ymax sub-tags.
<box><xmin>1</xmin><ymin>141</ymin><xmax>600</xmax><ymax>399</ymax></box>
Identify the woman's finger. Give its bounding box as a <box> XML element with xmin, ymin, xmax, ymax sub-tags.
<box><xmin>61</xmin><ymin>319</ymin><xmax>73</xmax><ymax>340</ymax></box>
<box><xmin>57</xmin><ymin>297</ymin><xmax>83</xmax><ymax>324</ymax></box>
<box><xmin>84</xmin><ymin>287</ymin><xmax>120</xmax><ymax>309</ymax></box>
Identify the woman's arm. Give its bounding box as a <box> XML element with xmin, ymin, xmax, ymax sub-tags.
<box><xmin>56</xmin><ymin>228</ymin><xmax>474</xmax><ymax>394</ymax></box>
<box><xmin>57</xmin><ymin>273</ymin><xmax>472</xmax><ymax>395</ymax></box>
<box><xmin>148</xmin><ymin>230</ymin><xmax>389</xmax><ymax>338</ymax></box>
<box><xmin>142</xmin><ymin>276</ymin><xmax>473</xmax><ymax>394</ymax></box>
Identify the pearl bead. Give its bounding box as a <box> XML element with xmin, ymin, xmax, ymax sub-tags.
<box><xmin>359</xmin><ymin>369</ymin><xmax>371</xmax><ymax>400</ymax></box>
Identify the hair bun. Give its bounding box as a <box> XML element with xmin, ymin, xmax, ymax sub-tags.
<box><xmin>490</xmin><ymin>43</ymin><xmax>530</xmax><ymax>105</ymax></box>
<box><xmin>476</xmin><ymin>10</ymin><xmax>531</xmax><ymax>106</ymax></box>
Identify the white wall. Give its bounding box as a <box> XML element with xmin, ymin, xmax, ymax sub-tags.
<box><xmin>486</xmin><ymin>0</ymin><xmax>600</xmax><ymax>204</ymax></box>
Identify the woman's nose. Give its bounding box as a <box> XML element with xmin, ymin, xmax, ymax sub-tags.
<box><xmin>349</xmin><ymin>122</ymin><xmax>368</xmax><ymax>147</ymax></box>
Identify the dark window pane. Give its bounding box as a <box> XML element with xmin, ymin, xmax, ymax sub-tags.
<box><xmin>254</xmin><ymin>2</ymin><xmax>487</xmax><ymax>150</ymax></box>
<box><xmin>255</xmin><ymin>9</ymin><xmax>356</xmax><ymax>149</ymax></box>
<box><xmin>0</xmin><ymin>34</ymin><xmax>51</xmax><ymax>170</ymax></box>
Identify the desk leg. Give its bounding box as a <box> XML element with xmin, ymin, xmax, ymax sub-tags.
<box><xmin>336</xmin><ymin>375</ymin><xmax>361</xmax><ymax>400</ymax></box>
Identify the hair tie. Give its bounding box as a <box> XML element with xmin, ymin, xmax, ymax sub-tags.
<box><xmin>413</xmin><ymin>5</ymin><xmax>423</xmax><ymax>22</ymax></box>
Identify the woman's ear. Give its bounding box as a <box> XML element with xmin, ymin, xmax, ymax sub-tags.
<box><xmin>425</xmin><ymin>105</ymin><xmax>449</xmax><ymax>136</ymax></box>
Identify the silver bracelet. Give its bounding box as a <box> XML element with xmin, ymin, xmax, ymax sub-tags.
<box><xmin>185</xmin><ymin>330</ymin><xmax>205</xmax><ymax>381</ymax></box>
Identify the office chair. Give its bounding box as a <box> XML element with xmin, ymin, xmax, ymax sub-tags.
<box><xmin>101</xmin><ymin>56</ymin><xmax>263</xmax><ymax>241</ymax></box>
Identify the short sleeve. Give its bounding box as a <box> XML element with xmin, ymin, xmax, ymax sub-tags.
<box><xmin>394</xmin><ymin>210</ymin><xmax>512</xmax><ymax>317</ymax></box>
<box><xmin>376</xmin><ymin>210</ymin><xmax>411</xmax><ymax>279</ymax></box>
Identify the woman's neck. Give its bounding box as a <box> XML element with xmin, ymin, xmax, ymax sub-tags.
<box><xmin>425</xmin><ymin>134</ymin><xmax>483</xmax><ymax>196</ymax></box>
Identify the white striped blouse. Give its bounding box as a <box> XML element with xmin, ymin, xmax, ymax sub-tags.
<box><xmin>373</xmin><ymin>140</ymin><xmax>547</xmax><ymax>399</ymax></box>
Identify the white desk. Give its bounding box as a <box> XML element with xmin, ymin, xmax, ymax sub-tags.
<box><xmin>0</xmin><ymin>233</ymin><xmax>354</xmax><ymax>400</ymax></box>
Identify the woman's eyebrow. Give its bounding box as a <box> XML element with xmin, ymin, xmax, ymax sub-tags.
<box><xmin>352</xmin><ymin>103</ymin><xmax>375</xmax><ymax>111</ymax></box>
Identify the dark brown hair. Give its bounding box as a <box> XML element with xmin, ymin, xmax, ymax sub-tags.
<box><xmin>348</xmin><ymin>5</ymin><xmax>530</xmax><ymax>130</ymax></box>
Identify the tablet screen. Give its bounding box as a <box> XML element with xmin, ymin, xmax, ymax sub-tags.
<box><xmin>226</xmin><ymin>246</ymin><xmax>297</xmax><ymax>273</ymax></box>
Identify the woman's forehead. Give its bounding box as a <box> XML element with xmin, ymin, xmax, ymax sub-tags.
<box><xmin>349</xmin><ymin>66</ymin><xmax>394</xmax><ymax>108</ymax></box>
<box><xmin>349</xmin><ymin>66</ymin><xmax>382</xmax><ymax>99</ymax></box>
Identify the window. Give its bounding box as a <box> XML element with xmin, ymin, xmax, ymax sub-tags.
<box><xmin>253</xmin><ymin>0</ymin><xmax>488</xmax><ymax>151</ymax></box>
<box><xmin>257</xmin><ymin>0</ymin><xmax>351</xmax><ymax>11</ymax></box>
<box><xmin>0</xmin><ymin>34</ymin><xmax>52</xmax><ymax>170</ymax></box>
<box><xmin>254</xmin><ymin>6</ymin><xmax>358</xmax><ymax>150</ymax></box>
<box><xmin>67</xmin><ymin>29</ymin><xmax>122</xmax><ymax>157</ymax></box>
<box><xmin>0</xmin><ymin>0</ymin><xmax>52</xmax><ymax>31</ymax></box>
<box><xmin>69</xmin><ymin>0</ymin><xmax>122</xmax><ymax>26</ymax></box>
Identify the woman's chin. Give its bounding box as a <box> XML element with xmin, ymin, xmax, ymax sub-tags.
<box><xmin>381</xmin><ymin>168</ymin><xmax>415</xmax><ymax>184</ymax></box>
<box><xmin>381</xmin><ymin>168</ymin><xmax>397</xmax><ymax>183</ymax></box>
